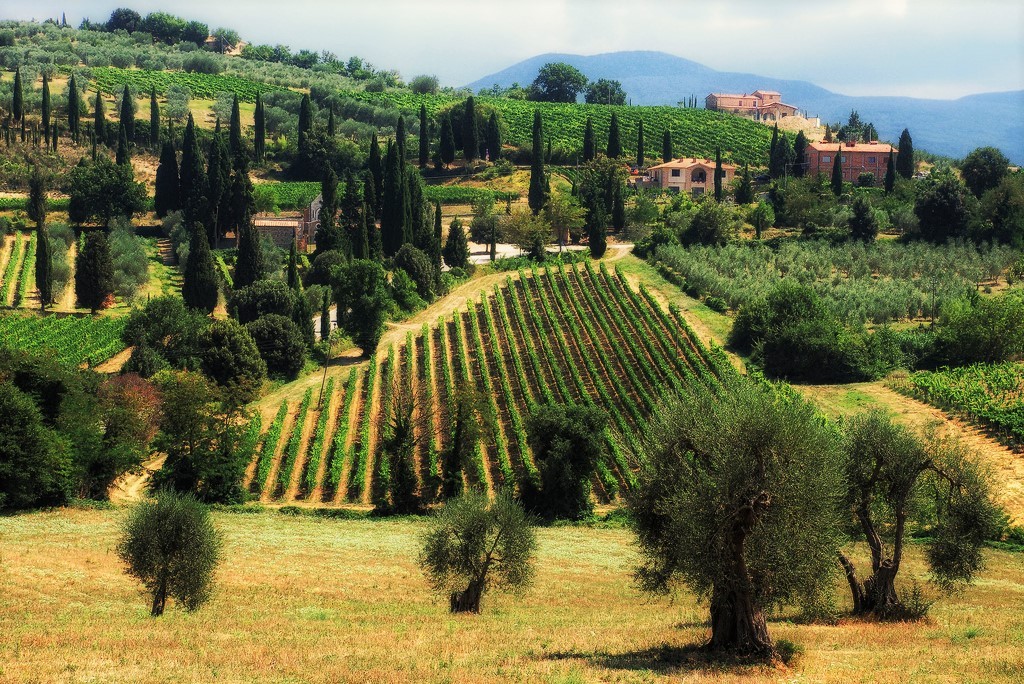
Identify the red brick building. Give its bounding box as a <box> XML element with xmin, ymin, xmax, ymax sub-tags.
<box><xmin>804</xmin><ymin>141</ymin><xmax>895</xmax><ymax>185</ymax></box>
<box><xmin>705</xmin><ymin>90</ymin><xmax>799</xmax><ymax>121</ymax></box>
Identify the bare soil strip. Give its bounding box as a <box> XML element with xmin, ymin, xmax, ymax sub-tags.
<box><xmin>309</xmin><ymin>380</ymin><xmax>341</xmax><ymax>503</ymax></box>
<box><xmin>332</xmin><ymin>370</ymin><xmax>364</xmax><ymax>505</ymax></box>
<box><xmin>260</xmin><ymin>409</ymin><xmax>296</xmax><ymax>503</ymax></box>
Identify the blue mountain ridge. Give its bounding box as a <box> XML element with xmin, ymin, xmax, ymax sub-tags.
<box><xmin>464</xmin><ymin>51</ymin><xmax>1024</xmax><ymax>164</ymax></box>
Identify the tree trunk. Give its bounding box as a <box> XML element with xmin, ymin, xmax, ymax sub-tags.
<box><xmin>861</xmin><ymin>562</ymin><xmax>901</xmax><ymax>617</ymax></box>
<box><xmin>708</xmin><ymin>583</ymin><xmax>774</xmax><ymax>657</ymax></box>
<box><xmin>151</xmin><ymin>576</ymin><xmax>167</xmax><ymax>617</ymax></box>
<box><xmin>837</xmin><ymin>552</ymin><xmax>865</xmax><ymax>615</ymax></box>
<box><xmin>449</xmin><ymin>577</ymin><xmax>484</xmax><ymax>613</ymax></box>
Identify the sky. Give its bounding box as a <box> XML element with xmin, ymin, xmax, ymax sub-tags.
<box><xmin>6</xmin><ymin>0</ymin><xmax>1023</xmax><ymax>99</ymax></box>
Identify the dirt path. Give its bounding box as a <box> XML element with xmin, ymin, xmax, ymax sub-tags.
<box><xmin>284</xmin><ymin>398</ymin><xmax>318</xmax><ymax>502</ymax></box>
<box><xmin>93</xmin><ymin>346</ymin><xmax>133</xmax><ymax>374</ymax></box>
<box><xmin>309</xmin><ymin>380</ymin><xmax>341</xmax><ymax>503</ymax></box>
<box><xmin>333</xmin><ymin>370</ymin><xmax>363</xmax><ymax>504</ymax></box>
<box><xmin>0</xmin><ymin>234</ymin><xmax>12</xmax><ymax>287</ymax></box>
<box><xmin>55</xmin><ymin>241</ymin><xmax>77</xmax><ymax>311</ymax></box>
<box><xmin>157</xmin><ymin>238</ymin><xmax>176</xmax><ymax>266</ymax></box>
<box><xmin>360</xmin><ymin>356</ymin><xmax>385</xmax><ymax>504</ymax></box>
<box><xmin>108</xmin><ymin>454</ymin><xmax>167</xmax><ymax>504</ymax></box>
<box><xmin>799</xmin><ymin>381</ymin><xmax>1024</xmax><ymax>522</ymax></box>
<box><xmin>260</xmin><ymin>409</ymin><xmax>296</xmax><ymax>502</ymax></box>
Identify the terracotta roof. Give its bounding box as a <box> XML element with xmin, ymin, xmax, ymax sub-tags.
<box><xmin>648</xmin><ymin>157</ymin><xmax>738</xmax><ymax>171</ymax></box>
<box><xmin>752</xmin><ymin>90</ymin><xmax>781</xmax><ymax>95</ymax></box>
<box><xmin>807</xmin><ymin>141</ymin><xmax>895</xmax><ymax>153</ymax></box>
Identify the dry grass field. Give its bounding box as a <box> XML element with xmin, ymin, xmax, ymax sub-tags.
<box><xmin>1</xmin><ymin>508</ymin><xmax>1022</xmax><ymax>683</ymax></box>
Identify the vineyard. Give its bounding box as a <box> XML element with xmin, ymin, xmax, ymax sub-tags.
<box><xmin>338</xmin><ymin>90</ymin><xmax>775</xmax><ymax>166</ymax></box>
<box><xmin>0</xmin><ymin>313</ymin><xmax>127</xmax><ymax>367</ymax></box>
<box><xmin>890</xmin><ymin>362</ymin><xmax>1024</xmax><ymax>450</ymax></box>
<box><xmin>242</xmin><ymin>262</ymin><xmax>734</xmax><ymax>505</ymax></box>
<box><xmin>648</xmin><ymin>240</ymin><xmax>1019</xmax><ymax>323</ymax></box>
<box><xmin>256</xmin><ymin>181</ymin><xmax>520</xmax><ymax>211</ymax></box>
<box><xmin>83</xmin><ymin>66</ymin><xmax>283</xmax><ymax>102</ymax></box>
<box><xmin>1</xmin><ymin>230</ymin><xmax>36</xmax><ymax>308</ymax></box>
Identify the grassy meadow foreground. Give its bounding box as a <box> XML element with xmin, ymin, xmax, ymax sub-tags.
<box><xmin>2</xmin><ymin>508</ymin><xmax>1024</xmax><ymax>683</ymax></box>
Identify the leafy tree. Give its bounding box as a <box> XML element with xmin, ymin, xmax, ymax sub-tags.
<box><xmin>831</xmin><ymin>147</ymin><xmax>844</xmax><ymax>196</ymax></box>
<box><xmin>582</xmin><ymin>117</ymin><xmax>595</xmax><ymax>162</ymax></box>
<box><xmin>245</xmin><ymin>314</ymin><xmax>306</xmax><ymax>378</ymax></box>
<box><xmin>198</xmin><ymin>319</ymin><xmax>267</xmax><ymax>405</ymax></box>
<box><xmin>12</xmin><ymin>67</ymin><xmax>23</xmax><ymax>122</ymax></box>
<box><xmin>528</xmin><ymin>110</ymin><xmax>549</xmax><ymax>214</ymax></box>
<box><xmin>419</xmin><ymin>491</ymin><xmax>536</xmax><ymax>613</ymax></box>
<box><xmin>410</xmin><ymin>74</ymin><xmax>440</xmax><ymax>94</ymax></box>
<box><xmin>915</xmin><ymin>173</ymin><xmax>973</xmax><ymax>243</ymax></box>
<box><xmin>884</xmin><ymin>150</ymin><xmax>896</xmax><ymax>194</ymax></box>
<box><xmin>522</xmin><ymin>403</ymin><xmax>606</xmax><ymax>521</ymax></box>
<box><xmin>118</xmin><ymin>488</ymin><xmax>221</xmax><ymax>617</ymax></box>
<box><xmin>960</xmin><ymin>146</ymin><xmax>1009</xmax><ymax>198</ymax></box>
<box><xmin>67</xmin><ymin>156</ymin><xmax>147</xmax><ymax>226</ymax></box>
<box><xmin>76</xmin><ymin>231</ymin><xmax>115</xmax><ymax>313</ymax></box>
<box><xmin>122</xmin><ymin>295</ymin><xmax>207</xmax><ymax>372</ymax></box>
<box><xmin>463</xmin><ymin>97</ymin><xmax>478</xmax><ymax>163</ymax></box>
<box><xmin>502</xmin><ymin>209</ymin><xmax>551</xmax><ymax>260</ymax></box>
<box><xmin>848</xmin><ymin>195</ymin><xmax>879</xmax><ymax>242</ymax></box>
<box><xmin>438</xmin><ymin>116</ymin><xmax>455</xmax><ymax>168</ymax></box>
<box><xmin>394</xmin><ymin>244</ymin><xmax>438</xmax><ymax>300</ymax></box>
<box><xmin>662</xmin><ymin>129</ymin><xmax>673</xmax><ymax>162</ymax></box>
<box><xmin>606</xmin><ymin>112</ymin><xmax>622</xmax><ymax>158</ymax></box>
<box><xmin>106</xmin><ymin>7</ymin><xmax>142</xmax><ymax>32</ymax></box>
<box><xmin>229</xmin><ymin>279</ymin><xmax>294</xmax><ymax>323</ymax></box>
<box><xmin>630</xmin><ymin>379</ymin><xmax>844</xmax><ymax>657</ymax></box>
<box><xmin>749</xmin><ymin>201</ymin><xmax>774</xmax><ymax>240</ymax></box>
<box><xmin>528</xmin><ymin>62</ymin><xmax>588</xmax><ymax>103</ymax></box>
<box><xmin>683</xmin><ymin>199</ymin><xmax>733</xmax><ymax>246</ymax></box>
<box><xmin>0</xmin><ymin>382</ymin><xmax>72</xmax><ymax>511</ymax></box>
<box><xmin>929</xmin><ymin>291</ymin><xmax>1024</xmax><ymax>367</ymax></box>
<box><xmin>978</xmin><ymin>173</ymin><xmax>1024</xmax><ymax>247</ymax></box>
<box><xmin>443</xmin><ymin>217</ymin><xmax>470</xmax><ymax>269</ymax></box>
<box><xmin>182</xmin><ymin>226</ymin><xmax>219</xmax><ymax>313</ymax></box>
<box><xmin>839</xmin><ymin>412</ymin><xmax>1001</xmax><ymax>619</ymax></box>
<box><xmin>485</xmin><ymin>111</ymin><xmax>502</xmax><ymax>161</ymax></box>
<box><xmin>332</xmin><ymin>259</ymin><xmax>391</xmax><ymax>357</ymax></box>
<box><xmin>154</xmin><ymin>142</ymin><xmax>180</xmax><ymax>218</ymax></box>
<box><xmin>585</xmin><ymin>78</ymin><xmax>627</xmax><ymax>105</ymax></box>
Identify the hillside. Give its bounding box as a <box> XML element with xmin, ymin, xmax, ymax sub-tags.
<box><xmin>465</xmin><ymin>51</ymin><xmax>1024</xmax><ymax>163</ymax></box>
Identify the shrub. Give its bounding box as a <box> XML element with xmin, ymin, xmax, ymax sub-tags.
<box><xmin>245</xmin><ymin>314</ymin><xmax>306</xmax><ymax>379</ymax></box>
<box><xmin>230</xmin><ymin>279</ymin><xmax>294</xmax><ymax>323</ymax></box>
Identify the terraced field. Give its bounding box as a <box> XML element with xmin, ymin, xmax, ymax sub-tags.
<box><xmin>243</xmin><ymin>262</ymin><xmax>734</xmax><ymax>505</ymax></box>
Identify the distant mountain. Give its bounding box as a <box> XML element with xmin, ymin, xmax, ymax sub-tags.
<box><xmin>465</xmin><ymin>51</ymin><xmax>1024</xmax><ymax>164</ymax></box>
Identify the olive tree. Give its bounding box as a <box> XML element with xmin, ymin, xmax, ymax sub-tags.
<box><xmin>838</xmin><ymin>411</ymin><xmax>1002</xmax><ymax>620</ymax></box>
<box><xmin>630</xmin><ymin>379</ymin><xmax>845</xmax><ymax>658</ymax></box>
<box><xmin>419</xmin><ymin>491</ymin><xmax>536</xmax><ymax>613</ymax></box>
<box><xmin>117</xmin><ymin>488</ymin><xmax>222</xmax><ymax>616</ymax></box>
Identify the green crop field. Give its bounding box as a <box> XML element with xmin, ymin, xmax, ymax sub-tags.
<box><xmin>0</xmin><ymin>313</ymin><xmax>127</xmax><ymax>367</ymax></box>
<box><xmin>83</xmin><ymin>66</ymin><xmax>284</xmax><ymax>102</ymax></box>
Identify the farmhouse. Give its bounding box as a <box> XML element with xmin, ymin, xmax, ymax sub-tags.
<box><xmin>804</xmin><ymin>140</ymin><xmax>895</xmax><ymax>185</ymax></box>
<box><xmin>253</xmin><ymin>194</ymin><xmax>322</xmax><ymax>251</ymax></box>
<box><xmin>705</xmin><ymin>90</ymin><xmax>799</xmax><ymax>121</ymax></box>
<box><xmin>644</xmin><ymin>157</ymin><xmax>738</xmax><ymax>196</ymax></box>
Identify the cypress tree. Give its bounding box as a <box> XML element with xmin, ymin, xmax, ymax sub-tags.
<box><xmin>432</xmin><ymin>200</ymin><xmax>442</xmax><ymax>268</ymax></box>
<box><xmin>396</xmin><ymin>114</ymin><xmax>407</xmax><ymax>167</ymax></box>
<box><xmin>90</xmin><ymin>125</ymin><xmax>97</xmax><ymax>160</ymax></box>
<box><xmin>831</xmin><ymin>146</ymin><xmax>844</xmax><ymax>196</ymax></box>
<box><xmin>291</xmin><ymin>276</ymin><xmax>315</xmax><ymax>349</ymax></box>
<box><xmin>182</xmin><ymin>225</ymin><xmax>219</xmax><ymax>313</ymax></box>
<box><xmin>320</xmin><ymin>290</ymin><xmax>331</xmax><ymax>343</ymax></box>
<box><xmin>438</xmin><ymin>116</ymin><xmax>455</xmax><ymax>168</ymax></box>
<box><xmin>612</xmin><ymin>181</ymin><xmax>625</xmax><ymax>232</ymax></box>
<box><xmin>381</xmin><ymin>141</ymin><xmax>404</xmax><ymax>256</ymax></box>
<box><xmin>75</xmin><ymin>231</ymin><xmax>114</xmax><ymax>314</ymax></box>
<box><xmin>528</xmin><ymin>110</ymin><xmax>548</xmax><ymax>215</ymax></box>
<box><xmin>327</xmin><ymin>107</ymin><xmax>336</xmax><ymax>137</ymax></box>
<box><xmin>582</xmin><ymin>117</ymin><xmax>595</xmax><ymax>162</ymax></box>
<box><xmin>768</xmin><ymin>124</ymin><xmax>781</xmax><ymax>178</ymax></box>
<box><xmin>36</xmin><ymin>223</ymin><xmax>52</xmax><ymax>310</ymax></box>
<box><xmin>12</xmin><ymin>68</ymin><xmax>23</xmax><ymax>122</ymax></box>
<box><xmin>115</xmin><ymin>124</ymin><xmax>130</xmax><ymax>166</ymax></box>
<box><xmin>353</xmin><ymin>204</ymin><xmax>369</xmax><ymax>260</ymax></box>
<box><xmin>287</xmin><ymin>239</ymin><xmax>299</xmax><ymax>289</ymax></box>
<box><xmin>232</xmin><ymin>171</ymin><xmax>264</xmax><ymax>289</ymax></box>
<box><xmin>68</xmin><ymin>74</ymin><xmax>80</xmax><ymax>143</ymax></box>
<box><xmin>735</xmin><ymin>164</ymin><xmax>754</xmax><ymax>204</ymax></box>
<box><xmin>149</xmin><ymin>88</ymin><xmax>159</xmax><ymax>149</ymax></box>
<box><xmin>792</xmin><ymin>130</ymin><xmax>808</xmax><ymax>178</ymax></box>
<box><xmin>462</xmin><ymin>96</ymin><xmax>478</xmax><ymax>163</ymax></box>
<box><xmin>662</xmin><ymin>129</ymin><xmax>673</xmax><ymax>162</ymax></box>
<box><xmin>51</xmin><ymin>123</ymin><xmax>58</xmax><ymax>152</ymax></box>
<box><xmin>369</xmin><ymin>215</ymin><xmax>383</xmax><ymax>261</ymax></box>
<box><xmin>714</xmin><ymin>147</ymin><xmax>723</xmax><ymax>202</ymax></box>
<box><xmin>93</xmin><ymin>91</ymin><xmax>106</xmax><ymax>145</ymax></box>
<box><xmin>298</xmin><ymin>94</ymin><xmax>312</xmax><ymax>158</ymax></box>
<box><xmin>179</xmin><ymin>114</ymin><xmax>208</xmax><ymax>229</ymax></box>
<box><xmin>896</xmin><ymin>128</ymin><xmax>914</xmax><ymax>179</ymax></box>
<box><xmin>606</xmin><ymin>113</ymin><xmax>621</xmax><ymax>158</ymax></box>
<box><xmin>206</xmin><ymin>129</ymin><xmax>231</xmax><ymax>246</ymax></box>
<box><xmin>316</xmin><ymin>166</ymin><xmax>342</xmax><ymax>254</ymax></box>
<box><xmin>154</xmin><ymin>142</ymin><xmax>180</xmax><ymax>218</ymax></box>
<box><xmin>884</xmin><ymin>150</ymin><xmax>896</xmax><ymax>194</ymax></box>
<box><xmin>824</xmin><ymin>123</ymin><xmax>833</xmax><ymax>143</ymax></box>
<box><xmin>362</xmin><ymin>170</ymin><xmax>377</xmax><ymax>227</ymax></box>
<box><xmin>229</xmin><ymin>94</ymin><xmax>242</xmax><ymax>163</ymax></box>
<box><xmin>41</xmin><ymin>74</ymin><xmax>51</xmax><ymax>147</ymax></box>
<box><xmin>118</xmin><ymin>84</ymin><xmax>134</xmax><ymax>144</ymax></box>
<box><xmin>28</xmin><ymin>166</ymin><xmax>47</xmax><ymax>229</ymax></box>
<box><xmin>636</xmin><ymin>119</ymin><xmax>645</xmax><ymax>168</ymax></box>
<box><xmin>486</xmin><ymin>111</ymin><xmax>501</xmax><ymax>161</ymax></box>
<box><xmin>253</xmin><ymin>93</ymin><xmax>265</xmax><ymax>162</ymax></box>
<box><xmin>408</xmin><ymin>165</ymin><xmax>426</xmax><ymax>249</ymax></box>
<box><xmin>367</xmin><ymin>132</ymin><xmax>384</xmax><ymax>211</ymax></box>
<box><xmin>589</xmin><ymin>212</ymin><xmax>607</xmax><ymax>258</ymax></box>
<box><xmin>442</xmin><ymin>218</ymin><xmax>469</xmax><ymax>269</ymax></box>
<box><xmin>418</xmin><ymin>103</ymin><xmax>428</xmax><ymax>168</ymax></box>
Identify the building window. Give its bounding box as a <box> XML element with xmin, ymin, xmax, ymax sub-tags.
<box><xmin>671</xmin><ymin>169</ymin><xmax>680</xmax><ymax>177</ymax></box>
<box><xmin>841</xmin><ymin>156</ymin><xmax>847</xmax><ymax>163</ymax></box>
<box><xmin>691</xmin><ymin>170</ymin><xmax>707</xmax><ymax>183</ymax></box>
<box><xmin>822</xmin><ymin>156</ymin><xmax>830</xmax><ymax>163</ymax></box>
<box><xmin>867</xmin><ymin>156</ymin><xmax>876</xmax><ymax>164</ymax></box>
